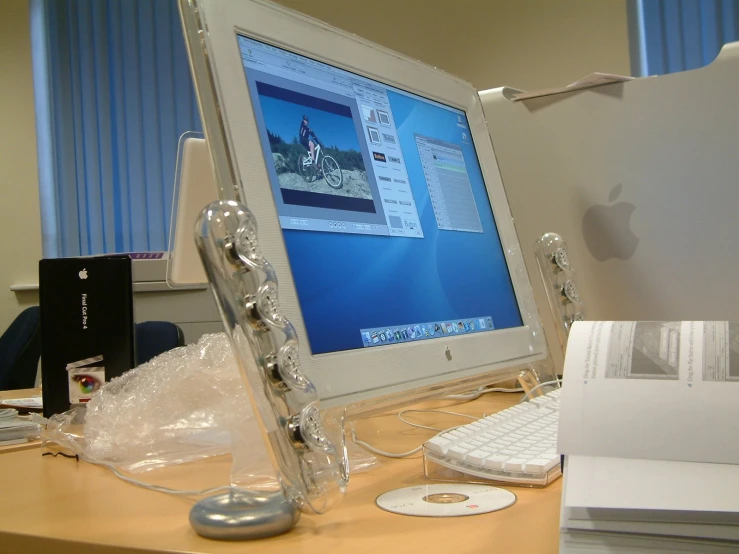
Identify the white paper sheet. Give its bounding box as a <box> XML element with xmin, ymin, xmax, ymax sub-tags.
<box><xmin>0</xmin><ymin>397</ymin><xmax>43</xmax><ymax>409</ymax></box>
<box><xmin>558</xmin><ymin>321</ymin><xmax>739</xmax><ymax>464</ymax></box>
<box><xmin>564</xmin><ymin>455</ymin><xmax>739</xmax><ymax>514</ymax></box>
<box><xmin>511</xmin><ymin>72</ymin><xmax>634</xmax><ymax>101</ymax></box>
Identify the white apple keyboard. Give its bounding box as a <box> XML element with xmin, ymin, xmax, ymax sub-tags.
<box><xmin>422</xmin><ymin>389</ymin><xmax>562</xmax><ymax>487</ymax></box>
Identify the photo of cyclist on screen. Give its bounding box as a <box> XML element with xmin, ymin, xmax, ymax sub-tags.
<box><xmin>258</xmin><ymin>81</ymin><xmax>371</xmax><ymax>200</ymax></box>
<box><xmin>299</xmin><ymin>115</ymin><xmax>318</xmax><ymax>166</ymax></box>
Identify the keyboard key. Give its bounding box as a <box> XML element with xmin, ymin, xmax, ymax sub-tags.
<box><xmin>503</xmin><ymin>458</ymin><xmax>527</xmax><ymax>472</ymax></box>
<box><xmin>483</xmin><ymin>454</ymin><xmax>509</xmax><ymax>470</ymax></box>
<box><xmin>524</xmin><ymin>458</ymin><xmax>560</xmax><ymax>473</ymax></box>
<box><xmin>425</xmin><ymin>436</ymin><xmax>451</xmax><ymax>454</ymax></box>
<box><xmin>447</xmin><ymin>446</ymin><xmax>469</xmax><ymax>461</ymax></box>
<box><xmin>455</xmin><ymin>427</ymin><xmax>477</xmax><ymax>437</ymax></box>
<box><xmin>465</xmin><ymin>450</ymin><xmax>488</xmax><ymax>466</ymax></box>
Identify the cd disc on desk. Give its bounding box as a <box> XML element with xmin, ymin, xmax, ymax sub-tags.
<box><xmin>376</xmin><ymin>484</ymin><xmax>516</xmax><ymax>517</ymax></box>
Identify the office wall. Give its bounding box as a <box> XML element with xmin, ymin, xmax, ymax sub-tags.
<box><xmin>0</xmin><ymin>0</ymin><xmax>42</xmax><ymax>332</ymax></box>
<box><xmin>274</xmin><ymin>0</ymin><xmax>631</xmax><ymax>91</ymax></box>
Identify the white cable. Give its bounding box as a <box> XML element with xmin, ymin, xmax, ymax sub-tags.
<box><xmin>42</xmin><ymin>443</ymin><xmax>234</xmax><ymax>498</ymax></box>
<box><xmin>351</xmin><ymin>409</ymin><xmax>478</xmax><ymax>458</ymax></box>
<box><xmin>518</xmin><ymin>379</ymin><xmax>562</xmax><ymax>404</ymax></box>
<box><xmin>352</xmin><ymin>437</ymin><xmax>424</xmax><ymax>459</ymax></box>
<box><xmin>444</xmin><ymin>392</ymin><xmax>481</xmax><ymax>401</ymax></box>
<box><xmin>445</xmin><ymin>386</ymin><xmax>523</xmax><ymax>401</ymax></box>
<box><xmin>84</xmin><ymin>457</ymin><xmax>235</xmax><ymax>497</ymax></box>
<box><xmin>397</xmin><ymin>409</ymin><xmax>477</xmax><ymax>432</ymax></box>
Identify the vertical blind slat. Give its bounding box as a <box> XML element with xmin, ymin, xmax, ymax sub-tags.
<box><xmin>36</xmin><ymin>0</ymin><xmax>202</xmax><ymax>257</ymax></box>
<box><xmin>641</xmin><ymin>0</ymin><xmax>739</xmax><ymax>75</ymax></box>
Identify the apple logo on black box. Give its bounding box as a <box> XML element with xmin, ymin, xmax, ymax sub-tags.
<box><xmin>582</xmin><ymin>184</ymin><xmax>639</xmax><ymax>262</ymax></box>
<box><xmin>79</xmin><ymin>268</ymin><xmax>88</xmax><ymax>280</ymax></box>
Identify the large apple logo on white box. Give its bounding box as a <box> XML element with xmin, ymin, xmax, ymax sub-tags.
<box><xmin>582</xmin><ymin>184</ymin><xmax>639</xmax><ymax>261</ymax></box>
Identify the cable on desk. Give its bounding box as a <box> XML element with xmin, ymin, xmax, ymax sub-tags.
<box><xmin>351</xmin><ymin>433</ymin><xmax>424</xmax><ymax>458</ymax></box>
<box><xmin>41</xmin><ymin>441</ymin><xmax>234</xmax><ymax>498</ymax></box>
<box><xmin>42</xmin><ymin>451</ymin><xmax>79</xmax><ymax>460</ymax></box>
<box><xmin>444</xmin><ymin>385</ymin><xmax>523</xmax><ymax>401</ymax></box>
<box><xmin>517</xmin><ymin>379</ymin><xmax>562</xmax><ymax>404</ymax></box>
<box><xmin>351</xmin><ymin>409</ymin><xmax>478</xmax><ymax>459</ymax></box>
<box><xmin>88</xmin><ymin>459</ymin><xmax>234</xmax><ymax>497</ymax></box>
<box><xmin>397</xmin><ymin>409</ymin><xmax>477</xmax><ymax>432</ymax></box>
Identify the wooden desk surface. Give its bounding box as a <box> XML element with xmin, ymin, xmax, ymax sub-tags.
<box><xmin>0</xmin><ymin>393</ymin><xmax>561</xmax><ymax>554</ymax></box>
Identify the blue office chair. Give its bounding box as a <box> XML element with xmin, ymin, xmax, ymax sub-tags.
<box><xmin>135</xmin><ymin>321</ymin><xmax>186</xmax><ymax>366</ymax></box>
<box><xmin>0</xmin><ymin>306</ymin><xmax>42</xmax><ymax>390</ymax></box>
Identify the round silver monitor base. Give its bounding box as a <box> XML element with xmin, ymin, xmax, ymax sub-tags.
<box><xmin>189</xmin><ymin>489</ymin><xmax>300</xmax><ymax>540</ymax></box>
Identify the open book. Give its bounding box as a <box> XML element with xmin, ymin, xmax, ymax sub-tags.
<box><xmin>560</xmin><ymin>321</ymin><xmax>739</xmax><ymax>465</ymax></box>
<box><xmin>558</xmin><ymin>322</ymin><xmax>739</xmax><ymax>552</ymax></box>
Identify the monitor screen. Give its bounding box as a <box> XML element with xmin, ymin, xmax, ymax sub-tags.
<box><xmin>237</xmin><ymin>36</ymin><xmax>523</xmax><ymax>355</ymax></box>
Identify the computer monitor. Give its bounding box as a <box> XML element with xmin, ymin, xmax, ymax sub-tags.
<box><xmin>179</xmin><ymin>0</ymin><xmax>548</xmax><ymax>415</ymax></box>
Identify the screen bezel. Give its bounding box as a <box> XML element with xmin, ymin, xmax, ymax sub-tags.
<box><xmin>180</xmin><ymin>0</ymin><xmax>548</xmax><ymax>412</ymax></box>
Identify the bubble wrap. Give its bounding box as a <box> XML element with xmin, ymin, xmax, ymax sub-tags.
<box><xmin>83</xmin><ymin>333</ymin><xmax>255</xmax><ymax>472</ymax></box>
<box><xmin>44</xmin><ymin>332</ymin><xmax>378</xmax><ymax>478</ymax></box>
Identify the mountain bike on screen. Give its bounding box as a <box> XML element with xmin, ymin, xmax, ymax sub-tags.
<box><xmin>297</xmin><ymin>133</ymin><xmax>343</xmax><ymax>189</ymax></box>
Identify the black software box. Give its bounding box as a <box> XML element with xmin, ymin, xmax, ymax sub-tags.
<box><xmin>39</xmin><ymin>256</ymin><xmax>135</xmax><ymax>418</ymax></box>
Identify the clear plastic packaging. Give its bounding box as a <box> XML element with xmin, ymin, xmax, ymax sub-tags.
<box><xmin>88</xmin><ymin>333</ymin><xmax>256</xmax><ymax>471</ymax></box>
<box><xmin>41</xmin><ymin>331</ymin><xmax>375</xmax><ymax>486</ymax></box>
<box><xmin>43</xmin><ymin>333</ymin><xmax>258</xmax><ymax>471</ymax></box>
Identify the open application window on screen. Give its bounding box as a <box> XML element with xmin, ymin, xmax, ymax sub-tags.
<box><xmin>238</xmin><ymin>36</ymin><xmax>522</xmax><ymax>355</ymax></box>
